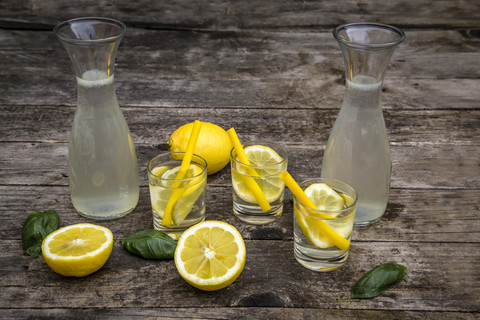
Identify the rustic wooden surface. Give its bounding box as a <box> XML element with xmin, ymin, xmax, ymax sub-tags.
<box><xmin>1</xmin><ymin>1</ymin><xmax>479</xmax><ymax>319</ymax></box>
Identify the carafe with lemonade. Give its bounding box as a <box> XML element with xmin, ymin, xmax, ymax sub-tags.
<box><xmin>321</xmin><ymin>23</ymin><xmax>405</xmax><ymax>226</ymax></box>
<box><xmin>54</xmin><ymin>18</ymin><xmax>139</xmax><ymax>220</ymax></box>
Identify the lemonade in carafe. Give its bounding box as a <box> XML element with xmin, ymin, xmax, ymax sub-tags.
<box><xmin>321</xmin><ymin>23</ymin><xmax>405</xmax><ymax>226</ymax></box>
<box><xmin>54</xmin><ymin>18</ymin><xmax>139</xmax><ymax>220</ymax></box>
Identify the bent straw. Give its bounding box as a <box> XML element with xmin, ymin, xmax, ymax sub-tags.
<box><xmin>162</xmin><ymin>120</ymin><xmax>203</xmax><ymax>226</ymax></box>
<box><xmin>227</xmin><ymin>128</ymin><xmax>271</xmax><ymax>212</ymax></box>
<box><xmin>280</xmin><ymin>171</ymin><xmax>350</xmax><ymax>251</ymax></box>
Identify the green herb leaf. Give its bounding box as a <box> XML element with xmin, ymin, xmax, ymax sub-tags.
<box><xmin>351</xmin><ymin>262</ymin><xmax>407</xmax><ymax>299</ymax></box>
<box><xmin>22</xmin><ymin>210</ymin><xmax>60</xmax><ymax>258</ymax></box>
<box><xmin>120</xmin><ymin>229</ymin><xmax>177</xmax><ymax>259</ymax></box>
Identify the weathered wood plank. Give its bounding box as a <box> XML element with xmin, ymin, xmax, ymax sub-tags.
<box><xmin>1</xmin><ymin>106</ymin><xmax>479</xmax><ymax>145</ymax></box>
<box><xmin>1</xmin><ymin>140</ymin><xmax>479</xmax><ymax>189</ymax></box>
<box><xmin>1</xmin><ymin>239</ymin><xmax>479</xmax><ymax>312</ymax></box>
<box><xmin>1</xmin><ymin>0</ymin><xmax>479</xmax><ymax>30</ymax></box>
<box><xmin>2</xmin><ymin>28</ymin><xmax>479</xmax><ymax>56</ymax></box>
<box><xmin>3</xmin><ymin>75</ymin><xmax>479</xmax><ymax>111</ymax></box>
<box><xmin>2</xmin><ymin>308</ymin><xmax>479</xmax><ymax>320</ymax></box>
<box><xmin>1</xmin><ymin>28</ymin><xmax>480</xmax><ymax>80</ymax></box>
<box><xmin>2</xmin><ymin>185</ymin><xmax>479</xmax><ymax>243</ymax></box>
<box><xmin>1</xmin><ymin>28</ymin><xmax>479</xmax><ymax>110</ymax></box>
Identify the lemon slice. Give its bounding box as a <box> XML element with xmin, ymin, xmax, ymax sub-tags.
<box><xmin>41</xmin><ymin>223</ymin><xmax>113</xmax><ymax>277</ymax></box>
<box><xmin>295</xmin><ymin>184</ymin><xmax>353</xmax><ymax>248</ymax></box>
<box><xmin>149</xmin><ymin>164</ymin><xmax>206</xmax><ymax>226</ymax></box>
<box><xmin>304</xmin><ymin>183</ymin><xmax>344</xmax><ymax>214</ymax></box>
<box><xmin>231</xmin><ymin>145</ymin><xmax>285</xmax><ymax>203</ymax></box>
<box><xmin>174</xmin><ymin>221</ymin><xmax>246</xmax><ymax>291</ymax></box>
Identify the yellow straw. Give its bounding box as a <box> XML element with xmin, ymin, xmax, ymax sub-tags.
<box><xmin>227</xmin><ymin>128</ymin><xmax>271</xmax><ymax>212</ymax></box>
<box><xmin>280</xmin><ymin>171</ymin><xmax>350</xmax><ymax>250</ymax></box>
<box><xmin>162</xmin><ymin>120</ymin><xmax>203</xmax><ymax>226</ymax></box>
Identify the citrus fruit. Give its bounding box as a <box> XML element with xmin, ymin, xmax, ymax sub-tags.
<box><xmin>41</xmin><ymin>223</ymin><xmax>113</xmax><ymax>277</ymax></box>
<box><xmin>295</xmin><ymin>183</ymin><xmax>354</xmax><ymax>248</ymax></box>
<box><xmin>168</xmin><ymin>122</ymin><xmax>233</xmax><ymax>175</ymax></box>
<box><xmin>231</xmin><ymin>145</ymin><xmax>285</xmax><ymax>204</ymax></box>
<box><xmin>304</xmin><ymin>183</ymin><xmax>345</xmax><ymax>214</ymax></box>
<box><xmin>149</xmin><ymin>164</ymin><xmax>206</xmax><ymax>226</ymax></box>
<box><xmin>174</xmin><ymin>221</ymin><xmax>246</xmax><ymax>291</ymax></box>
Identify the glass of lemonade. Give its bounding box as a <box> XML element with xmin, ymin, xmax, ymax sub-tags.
<box><xmin>293</xmin><ymin>178</ymin><xmax>357</xmax><ymax>272</ymax></box>
<box><xmin>230</xmin><ymin>141</ymin><xmax>288</xmax><ymax>224</ymax></box>
<box><xmin>148</xmin><ymin>152</ymin><xmax>207</xmax><ymax>237</ymax></box>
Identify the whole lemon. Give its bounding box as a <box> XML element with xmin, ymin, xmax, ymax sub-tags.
<box><xmin>167</xmin><ymin>122</ymin><xmax>233</xmax><ymax>175</ymax></box>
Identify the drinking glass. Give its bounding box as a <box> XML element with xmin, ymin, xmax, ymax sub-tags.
<box><xmin>293</xmin><ymin>178</ymin><xmax>357</xmax><ymax>271</ymax></box>
<box><xmin>148</xmin><ymin>152</ymin><xmax>207</xmax><ymax>237</ymax></box>
<box><xmin>230</xmin><ymin>141</ymin><xmax>288</xmax><ymax>224</ymax></box>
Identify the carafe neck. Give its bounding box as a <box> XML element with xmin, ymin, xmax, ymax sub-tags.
<box><xmin>334</xmin><ymin>23</ymin><xmax>405</xmax><ymax>84</ymax></box>
<box><xmin>54</xmin><ymin>18</ymin><xmax>126</xmax><ymax>79</ymax></box>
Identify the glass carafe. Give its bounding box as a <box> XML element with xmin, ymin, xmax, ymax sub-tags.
<box><xmin>321</xmin><ymin>23</ymin><xmax>405</xmax><ymax>226</ymax></box>
<box><xmin>54</xmin><ymin>17</ymin><xmax>139</xmax><ymax>220</ymax></box>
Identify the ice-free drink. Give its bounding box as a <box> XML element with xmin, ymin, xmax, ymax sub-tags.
<box><xmin>68</xmin><ymin>70</ymin><xmax>139</xmax><ymax>219</ymax></box>
<box><xmin>321</xmin><ymin>75</ymin><xmax>390</xmax><ymax>226</ymax></box>
<box><xmin>148</xmin><ymin>153</ymin><xmax>207</xmax><ymax>236</ymax></box>
<box><xmin>230</xmin><ymin>142</ymin><xmax>288</xmax><ymax>225</ymax></box>
<box><xmin>293</xmin><ymin>178</ymin><xmax>357</xmax><ymax>272</ymax></box>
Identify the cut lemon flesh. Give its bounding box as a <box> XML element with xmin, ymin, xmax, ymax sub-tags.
<box><xmin>174</xmin><ymin>221</ymin><xmax>246</xmax><ymax>291</ymax></box>
<box><xmin>304</xmin><ymin>183</ymin><xmax>344</xmax><ymax>214</ymax></box>
<box><xmin>296</xmin><ymin>184</ymin><xmax>354</xmax><ymax>248</ymax></box>
<box><xmin>231</xmin><ymin>145</ymin><xmax>285</xmax><ymax>204</ymax></box>
<box><xmin>149</xmin><ymin>164</ymin><xmax>206</xmax><ymax>226</ymax></box>
<box><xmin>41</xmin><ymin>223</ymin><xmax>113</xmax><ymax>277</ymax></box>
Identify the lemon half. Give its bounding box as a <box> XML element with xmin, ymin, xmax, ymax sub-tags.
<box><xmin>174</xmin><ymin>221</ymin><xmax>246</xmax><ymax>291</ymax></box>
<box><xmin>41</xmin><ymin>223</ymin><xmax>113</xmax><ymax>277</ymax></box>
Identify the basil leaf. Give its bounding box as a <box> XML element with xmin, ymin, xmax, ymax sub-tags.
<box><xmin>351</xmin><ymin>262</ymin><xmax>407</xmax><ymax>299</ymax></box>
<box><xmin>120</xmin><ymin>229</ymin><xmax>177</xmax><ymax>259</ymax></box>
<box><xmin>22</xmin><ymin>210</ymin><xmax>60</xmax><ymax>258</ymax></box>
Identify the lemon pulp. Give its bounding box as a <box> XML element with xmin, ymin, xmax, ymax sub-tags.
<box><xmin>231</xmin><ymin>145</ymin><xmax>286</xmax><ymax>204</ymax></box>
<box><xmin>149</xmin><ymin>164</ymin><xmax>206</xmax><ymax>226</ymax></box>
<box><xmin>174</xmin><ymin>221</ymin><xmax>246</xmax><ymax>291</ymax></box>
<box><xmin>41</xmin><ymin>223</ymin><xmax>113</xmax><ymax>277</ymax></box>
<box><xmin>295</xmin><ymin>183</ymin><xmax>354</xmax><ymax>248</ymax></box>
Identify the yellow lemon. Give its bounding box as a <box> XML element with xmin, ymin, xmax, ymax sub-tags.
<box><xmin>41</xmin><ymin>223</ymin><xmax>113</xmax><ymax>277</ymax></box>
<box><xmin>168</xmin><ymin>122</ymin><xmax>233</xmax><ymax>175</ymax></box>
<box><xmin>174</xmin><ymin>221</ymin><xmax>246</xmax><ymax>291</ymax></box>
<box><xmin>231</xmin><ymin>145</ymin><xmax>286</xmax><ymax>204</ymax></box>
<box><xmin>295</xmin><ymin>183</ymin><xmax>354</xmax><ymax>248</ymax></box>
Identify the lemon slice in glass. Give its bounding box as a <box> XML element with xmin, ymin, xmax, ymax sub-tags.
<box><xmin>304</xmin><ymin>183</ymin><xmax>344</xmax><ymax>214</ymax></box>
<box><xmin>174</xmin><ymin>221</ymin><xmax>246</xmax><ymax>291</ymax></box>
<box><xmin>295</xmin><ymin>183</ymin><xmax>354</xmax><ymax>248</ymax></box>
<box><xmin>41</xmin><ymin>223</ymin><xmax>113</xmax><ymax>277</ymax></box>
<box><xmin>231</xmin><ymin>145</ymin><xmax>285</xmax><ymax>203</ymax></box>
<box><xmin>149</xmin><ymin>164</ymin><xmax>206</xmax><ymax>226</ymax></box>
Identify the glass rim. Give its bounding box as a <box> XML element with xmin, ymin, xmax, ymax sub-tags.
<box><xmin>230</xmin><ymin>141</ymin><xmax>288</xmax><ymax>169</ymax></box>
<box><xmin>333</xmin><ymin>22</ymin><xmax>405</xmax><ymax>50</ymax></box>
<box><xmin>147</xmin><ymin>152</ymin><xmax>208</xmax><ymax>183</ymax></box>
<box><xmin>293</xmin><ymin>177</ymin><xmax>358</xmax><ymax>218</ymax></box>
<box><xmin>53</xmin><ymin>17</ymin><xmax>127</xmax><ymax>44</ymax></box>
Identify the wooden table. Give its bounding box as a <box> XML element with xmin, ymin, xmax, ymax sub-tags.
<box><xmin>1</xmin><ymin>1</ymin><xmax>479</xmax><ymax>318</ymax></box>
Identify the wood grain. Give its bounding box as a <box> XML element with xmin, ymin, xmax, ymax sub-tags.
<box><xmin>1</xmin><ymin>0</ymin><xmax>479</xmax><ymax>30</ymax></box>
<box><xmin>1</xmin><ymin>141</ymin><xmax>479</xmax><ymax>190</ymax></box>
<box><xmin>1</xmin><ymin>0</ymin><xmax>479</xmax><ymax>318</ymax></box>
<box><xmin>2</xmin><ymin>308</ymin><xmax>479</xmax><ymax>320</ymax></box>
<box><xmin>2</xmin><ymin>185</ymin><xmax>479</xmax><ymax>243</ymax></box>
<box><xmin>1</xmin><ymin>239</ymin><xmax>479</xmax><ymax>311</ymax></box>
